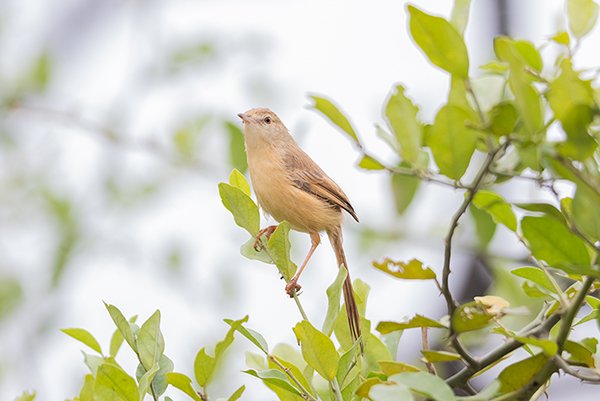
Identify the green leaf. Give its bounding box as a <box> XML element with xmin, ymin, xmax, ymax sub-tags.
<box><xmin>479</xmin><ymin>61</ymin><xmax>508</xmax><ymax>74</ymax></box>
<box><xmin>195</xmin><ymin>316</ymin><xmax>248</xmax><ymax>387</ymax></box>
<box><xmin>61</xmin><ymin>328</ymin><xmax>103</xmax><ymax>355</ymax></box>
<box><xmin>551</xmin><ymin>31</ymin><xmax>571</xmax><ymax>45</ymax></box>
<box><xmin>308</xmin><ymin>95</ymin><xmax>360</xmax><ymax>145</ymax></box>
<box><xmin>194</xmin><ymin>348</ymin><xmax>215</xmax><ymax>388</ymax></box>
<box><xmin>240</xmin><ymin>238</ymin><xmax>273</xmax><ymax>264</ymax></box>
<box><xmin>218</xmin><ymin>182</ymin><xmax>260</xmax><ymax>236</ymax></box>
<box><xmin>323</xmin><ymin>267</ymin><xmax>347</xmax><ymax>336</ymax></box>
<box><xmin>547</xmin><ymin>59</ymin><xmax>596</xmax><ymax>159</ymax></box>
<box><xmin>138</xmin><ymin>363</ymin><xmax>160</xmax><ymax>400</ymax></box>
<box><xmin>293</xmin><ymin>320</ymin><xmax>339</xmax><ymax>380</ymax></box>
<box><xmin>511</xmin><ymin>267</ymin><xmax>557</xmax><ymax>294</ymax></box>
<box><xmin>373</xmin><ymin>258</ymin><xmax>436</xmax><ymax>280</ymax></box>
<box><xmin>452</xmin><ymin>301</ymin><xmax>494</xmax><ymax>333</ymax></box>
<box><xmin>391</xmin><ymin>170</ymin><xmax>420</xmax><ymax>215</ymax></box>
<box><xmin>489</xmin><ymin>102</ymin><xmax>518</xmax><ymax>137</ymax></box>
<box><xmin>228</xmin><ymin>169</ymin><xmax>251</xmax><ymax>197</ymax></box>
<box><xmin>150</xmin><ymin>354</ymin><xmax>174</xmax><ymax>397</ymax></box>
<box><xmin>421</xmin><ymin>350</ymin><xmax>462</xmax><ymax>362</ymax></box>
<box><xmin>494</xmin><ymin>37</ymin><xmax>544</xmax><ymax>135</ymax></box>
<box><xmin>384</xmin><ymin>85</ymin><xmax>423</xmax><ymax>164</ymax></box>
<box><xmin>136</xmin><ymin>310</ymin><xmax>164</xmax><ymax>371</ymax></box>
<box><xmin>79</xmin><ymin>374</ymin><xmax>94</xmax><ymax>401</ymax></box>
<box><xmin>472</xmin><ymin>190</ymin><xmax>517</xmax><ymax>231</ymax></box>
<box><xmin>521</xmin><ymin>215</ymin><xmax>592</xmax><ymax>274</ymax></box>
<box><xmin>227</xmin><ymin>385</ymin><xmax>246</xmax><ymax>401</ymax></box>
<box><xmin>564</xmin><ymin>340</ymin><xmax>596</xmax><ymax>367</ymax></box>
<box><xmin>450</xmin><ymin>0</ymin><xmax>472</xmax><ymax>35</ymax></box>
<box><xmin>225</xmin><ymin>122</ymin><xmax>248</xmax><ymax>174</ymax></box>
<box><xmin>515</xmin><ymin>203</ymin><xmax>567</xmax><ymax>226</ymax></box>
<box><xmin>377</xmin><ymin>315</ymin><xmax>446</xmax><ymax>334</ymax></box>
<box><xmin>166</xmin><ymin>373</ymin><xmax>202</xmax><ymax>401</ymax></box>
<box><xmin>514</xmin><ymin>337</ymin><xmax>557</xmax><ymax>356</ymax></box>
<box><xmin>573</xmin><ymin>184</ymin><xmax>600</xmax><ymax>241</ymax></box>
<box><xmin>224</xmin><ymin>318</ymin><xmax>269</xmax><ymax>354</ymax></box>
<box><xmin>568</xmin><ymin>0</ymin><xmax>599</xmax><ymax>39</ymax></box>
<box><xmin>498</xmin><ymin>353</ymin><xmax>548</xmax><ymax>393</ymax></box>
<box><xmin>390</xmin><ymin>372</ymin><xmax>456</xmax><ymax>401</ymax></box>
<box><xmin>428</xmin><ymin>105</ymin><xmax>478</xmax><ymax>180</ymax></box>
<box><xmin>266</xmin><ymin>221</ymin><xmax>297</xmax><ymax>281</ymax></box>
<box><xmin>358</xmin><ymin>154</ymin><xmax>386</xmax><ymax>170</ymax></box>
<box><xmin>364</xmin><ymin>333</ymin><xmax>393</xmax><ymax>374</ymax></box>
<box><xmin>336</xmin><ymin>340</ymin><xmax>361</xmax><ymax>386</ymax></box>
<box><xmin>105</xmin><ymin>303</ymin><xmax>137</xmax><ymax>352</ymax></box>
<box><xmin>378</xmin><ymin>360</ymin><xmax>421</xmax><ymax>376</ymax></box>
<box><xmin>470</xmin><ymin>204</ymin><xmax>496</xmax><ymax>248</ymax></box>
<box><xmin>13</xmin><ymin>391</ymin><xmax>36</xmax><ymax>401</ymax></box>
<box><xmin>407</xmin><ymin>5</ymin><xmax>469</xmax><ymax>77</ymax></box>
<box><xmin>356</xmin><ymin>378</ymin><xmax>386</xmax><ymax>399</ymax></box>
<box><xmin>243</xmin><ymin>369</ymin><xmax>302</xmax><ymax>396</ymax></box>
<box><xmin>94</xmin><ymin>363</ymin><xmax>140</xmax><ymax>401</ymax></box>
<box><xmin>82</xmin><ymin>352</ymin><xmax>104</xmax><ymax>375</ymax></box>
<box><xmin>109</xmin><ymin>315</ymin><xmax>136</xmax><ymax>358</ymax></box>
<box><xmin>369</xmin><ymin>383</ymin><xmax>414</xmax><ymax>401</ymax></box>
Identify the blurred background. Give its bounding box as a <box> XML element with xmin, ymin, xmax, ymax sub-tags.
<box><xmin>1</xmin><ymin>0</ymin><xmax>598</xmax><ymax>400</ymax></box>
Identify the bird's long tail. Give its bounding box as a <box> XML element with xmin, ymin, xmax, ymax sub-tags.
<box><xmin>328</xmin><ymin>227</ymin><xmax>362</xmax><ymax>349</ymax></box>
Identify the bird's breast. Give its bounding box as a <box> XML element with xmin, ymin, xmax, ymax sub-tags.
<box><xmin>247</xmin><ymin>147</ymin><xmax>342</xmax><ymax>233</ymax></box>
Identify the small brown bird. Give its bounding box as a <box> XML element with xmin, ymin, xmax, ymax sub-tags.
<box><xmin>238</xmin><ymin>107</ymin><xmax>361</xmax><ymax>344</ymax></box>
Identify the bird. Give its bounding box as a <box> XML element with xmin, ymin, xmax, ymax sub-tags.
<box><xmin>237</xmin><ymin>107</ymin><xmax>361</xmax><ymax>345</ymax></box>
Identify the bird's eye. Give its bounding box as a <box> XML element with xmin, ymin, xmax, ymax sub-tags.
<box><xmin>264</xmin><ymin>116</ymin><xmax>272</xmax><ymax>124</ymax></box>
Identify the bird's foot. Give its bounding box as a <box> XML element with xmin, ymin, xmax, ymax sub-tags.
<box><xmin>253</xmin><ymin>225</ymin><xmax>278</xmax><ymax>251</ymax></box>
<box><xmin>285</xmin><ymin>279</ymin><xmax>302</xmax><ymax>297</ymax></box>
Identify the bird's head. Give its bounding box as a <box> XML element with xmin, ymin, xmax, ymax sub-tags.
<box><xmin>237</xmin><ymin>108</ymin><xmax>288</xmax><ymax>143</ymax></box>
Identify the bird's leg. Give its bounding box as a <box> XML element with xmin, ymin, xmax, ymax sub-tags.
<box><xmin>285</xmin><ymin>232</ymin><xmax>321</xmax><ymax>297</ymax></box>
<box><xmin>253</xmin><ymin>225</ymin><xmax>278</xmax><ymax>251</ymax></box>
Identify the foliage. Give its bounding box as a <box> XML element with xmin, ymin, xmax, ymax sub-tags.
<box><xmin>9</xmin><ymin>0</ymin><xmax>600</xmax><ymax>400</ymax></box>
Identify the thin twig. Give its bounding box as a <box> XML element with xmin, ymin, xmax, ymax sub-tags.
<box><xmin>554</xmin><ymin>355</ymin><xmax>600</xmax><ymax>383</ymax></box>
<box><xmin>420</xmin><ymin>327</ymin><xmax>437</xmax><ymax>375</ymax></box>
<box><xmin>269</xmin><ymin>355</ymin><xmax>318</xmax><ymax>401</ymax></box>
<box><xmin>261</xmin><ymin>245</ymin><xmax>310</xmax><ymax>321</ymax></box>
<box><xmin>384</xmin><ymin>164</ymin><xmax>469</xmax><ymax>189</ymax></box>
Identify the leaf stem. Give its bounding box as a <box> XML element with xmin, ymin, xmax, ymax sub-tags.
<box><xmin>331</xmin><ymin>377</ymin><xmax>344</xmax><ymax>401</ymax></box>
<box><xmin>268</xmin><ymin>355</ymin><xmax>317</xmax><ymax>401</ymax></box>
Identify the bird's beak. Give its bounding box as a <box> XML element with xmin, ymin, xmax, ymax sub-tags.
<box><xmin>237</xmin><ymin>113</ymin><xmax>254</xmax><ymax>124</ymax></box>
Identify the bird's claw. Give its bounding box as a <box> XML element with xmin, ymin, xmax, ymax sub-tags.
<box><xmin>285</xmin><ymin>280</ymin><xmax>302</xmax><ymax>297</ymax></box>
<box><xmin>253</xmin><ymin>225</ymin><xmax>277</xmax><ymax>251</ymax></box>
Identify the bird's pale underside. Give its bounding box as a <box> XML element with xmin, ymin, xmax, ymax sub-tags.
<box><xmin>238</xmin><ymin>107</ymin><xmax>362</xmax><ymax>346</ymax></box>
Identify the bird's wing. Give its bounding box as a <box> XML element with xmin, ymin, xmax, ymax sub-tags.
<box><xmin>285</xmin><ymin>147</ymin><xmax>359</xmax><ymax>222</ymax></box>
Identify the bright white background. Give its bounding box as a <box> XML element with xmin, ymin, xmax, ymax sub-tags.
<box><xmin>0</xmin><ymin>0</ymin><xmax>598</xmax><ymax>400</ymax></box>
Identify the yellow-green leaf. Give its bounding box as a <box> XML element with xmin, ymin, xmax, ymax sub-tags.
<box><xmin>472</xmin><ymin>190</ymin><xmax>517</xmax><ymax>231</ymax></box>
<box><xmin>568</xmin><ymin>0</ymin><xmax>599</xmax><ymax>39</ymax></box>
<box><xmin>228</xmin><ymin>169</ymin><xmax>251</xmax><ymax>197</ymax></box>
<box><xmin>308</xmin><ymin>95</ymin><xmax>360</xmax><ymax>145</ymax></box>
<box><xmin>498</xmin><ymin>353</ymin><xmax>548</xmax><ymax>393</ymax></box>
<box><xmin>266</xmin><ymin>221</ymin><xmax>297</xmax><ymax>281</ymax></box>
<box><xmin>218</xmin><ymin>182</ymin><xmax>260</xmax><ymax>236</ymax></box>
<box><xmin>293</xmin><ymin>320</ymin><xmax>339</xmax><ymax>380</ymax></box>
<box><xmin>94</xmin><ymin>363</ymin><xmax>139</xmax><ymax>401</ymax></box>
<box><xmin>384</xmin><ymin>85</ymin><xmax>423</xmax><ymax>164</ymax></box>
<box><xmin>408</xmin><ymin>5</ymin><xmax>469</xmax><ymax>77</ymax></box>
<box><xmin>136</xmin><ymin>310</ymin><xmax>164</xmax><ymax>371</ymax></box>
<box><xmin>61</xmin><ymin>328</ymin><xmax>103</xmax><ymax>355</ymax></box>
<box><xmin>166</xmin><ymin>373</ymin><xmax>202</xmax><ymax>401</ymax></box>
<box><xmin>521</xmin><ymin>215</ymin><xmax>592</xmax><ymax>275</ymax></box>
<box><xmin>377</xmin><ymin>315</ymin><xmax>446</xmax><ymax>334</ymax></box>
<box><xmin>428</xmin><ymin>105</ymin><xmax>478</xmax><ymax>180</ymax></box>
<box><xmin>373</xmin><ymin>258</ymin><xmax>436</xmax><ymax>280</ymax></box>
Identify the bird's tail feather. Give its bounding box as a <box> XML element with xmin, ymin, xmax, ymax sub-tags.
<box><xmin>328</xmin><ymin>227</ymin><xmax>362</xmax><ymax>350</ymax></box>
